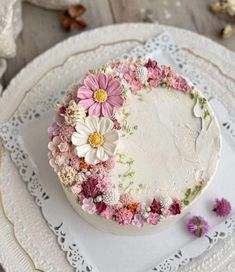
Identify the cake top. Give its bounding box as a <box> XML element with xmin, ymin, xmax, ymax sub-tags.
<box><xmin>48</xmin><ymin>58</ymin><xmax>220</xmax><ymax>227</ymax></box>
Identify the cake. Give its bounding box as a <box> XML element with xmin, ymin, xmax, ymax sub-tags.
<box><xmin>48</xmin><ymin>58</ymin><xmax>221</xmax><ymax>235</ymax></box>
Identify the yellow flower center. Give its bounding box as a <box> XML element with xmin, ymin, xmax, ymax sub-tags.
<box><xmin>94</xmin><ymin>89</ymin><xmax>108</xmax><ymax>103</ymax></box>
<box><xmin>88</xmin><ymin>132</ymin><xmax>104</xmax><ymax>147</ymax></box>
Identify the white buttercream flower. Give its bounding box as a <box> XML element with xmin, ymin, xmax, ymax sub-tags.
<box><xmin>103</xmin><ymin>187</ymin><xmax>120</xmax><ymax>206</ymax></box>
<box><xmin>64</xmin><ymin>100</ymin><xmax>86</xmax><ymax>126</ymax></box>
<box><xmin>71</xmin><ymin>116</ymin><xmax>119</xmax><ymax>164</ymax></box>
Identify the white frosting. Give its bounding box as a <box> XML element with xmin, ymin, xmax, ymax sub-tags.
<box><xmin>111</xmin><ymin>87</ymin><xmax>220</xmax><ymax>203</ymax></box>
<box><xmin>64</xmin><ymin>86</ymin><xmax>221</xmax><ymax>235</ymax></box>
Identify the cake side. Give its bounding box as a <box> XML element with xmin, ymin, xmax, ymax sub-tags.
<box><xmin>48</xmin><ymin>58</ymin><xmax>221</xmax><ymax>234</ymax></box>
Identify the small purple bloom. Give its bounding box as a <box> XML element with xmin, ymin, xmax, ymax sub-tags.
<box><xmin>187</xmin><ymin>216</ymin><xmax>209</xmax><ymax>238</ymax></box>
<box><xmin>213</xmin><ymin>198</ymin><xmax>232</xmax><ymax>217</ymax></box>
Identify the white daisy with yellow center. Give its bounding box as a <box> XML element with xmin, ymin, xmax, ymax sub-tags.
<box><xmin>71</xmin><ymin>116</ymin><xmax>119</xmax><ymax>164</ymax></box>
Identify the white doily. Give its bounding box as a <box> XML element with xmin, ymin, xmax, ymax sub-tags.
<box><xmin>0</xmin><ymin>24</ymin><xmax>235</xmax><ymax>272</ymax></box>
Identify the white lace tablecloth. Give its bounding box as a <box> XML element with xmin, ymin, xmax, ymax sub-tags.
<box><xmin>0</xmin><ymin>23</ymin><xmax>235</xmax><ymax>272</ymax></box>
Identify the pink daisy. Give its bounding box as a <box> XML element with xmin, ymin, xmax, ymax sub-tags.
<box><xmin>77</xmin><ymin>73</ymin><xmax>124</xmax><ymax>117</ymax></box>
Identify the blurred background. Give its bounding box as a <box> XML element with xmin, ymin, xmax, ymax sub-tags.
<box><xmin>1</xmin><ymin>0</ymin><xmax>235</xmax><ymax>91</ymax></box>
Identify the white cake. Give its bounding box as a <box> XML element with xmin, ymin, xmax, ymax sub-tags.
<box><xmin>48</xmin><ymin>58</ymin><xmax>221</xmax><ymax>235</ymax></box>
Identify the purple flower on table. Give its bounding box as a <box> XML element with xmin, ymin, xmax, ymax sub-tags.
<box><xmin>77</xmin><ymin>73</ymin><xmax>124</xmax><ymax>117</ymax></box>
<box><xmin>187</xmin><ymin>216</ymin><xmax>209</xmax><ymax>238</ymax></box>
<box><xmin>147</xmin><ymin>212</ymin><xmax>159</xmax><ymax>225</ymax></box>
<box><xmin>213</xmin><ymin>198</ymin><xmax>232</xmax><ymax>217</ymax></box>
<box><xmin>81</xmin><ymin>198</ymin><xmax>96</xmax><ymax>214</ymax></box>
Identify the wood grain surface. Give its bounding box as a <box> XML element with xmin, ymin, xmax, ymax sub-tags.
<box><xmin>2</xmin><ymin>0</ymin><xmax>235</xmax><ymax>89</ymax></box>
<box><xmin>0</xmin><ymin>0</ymin><xmax>235</xmax><ymax>271</ymax></box>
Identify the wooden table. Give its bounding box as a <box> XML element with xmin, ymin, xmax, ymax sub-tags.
<box><xmin>0</xmin><ymin>0</ymin><xmax>234</xmax><ymax>271</ymax></box>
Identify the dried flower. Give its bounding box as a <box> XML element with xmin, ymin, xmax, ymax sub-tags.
<box><xmin>68</xmin><ymin>4</ymin><xmax>86</xmax><ymax>18</ymax></box>
<box><xmin>63</xmin><ymin>4</ymin><xmax>87</xmax><ymax>31</ymax></box>
<box><xmin>221</xmin><ymin>24</ymin><xmax>233</xmax><ymax>38</ymax></box>
<box><xmin>115</xmin><ymin>207</ymin><xmax>133</xmax><ymax>225</ymax></box>
<box><xmin>58</xmin><ymin>165</ymin><xmax>77</xmax><ymax>187</ymax></box>
<box><xmin>187</xmin><ymin>216</ymin><xmax>209</xmax><ymax>237</ymax></box>
<box><xmin>213</xmin><ymin>198</ymin><xmax>232</xmax><ymax>217</ymax></box>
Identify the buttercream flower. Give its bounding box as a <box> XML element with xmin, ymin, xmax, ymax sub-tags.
<box><xmin>96</xmin><ymin>202</ymin><xmax>107</xmax><ymax>214</ymax></box>
<box><xmin>100</xmin><ymin>206</ymin><xmax>115</xmax><ymax>220</ymax></box>
<box><xmin>69</xmin><ymin>155</ymin><xmax>80</xmax><ymax>170</ymax></box>
<box><xmin>169</xmin><ymin>200</ymin><xmax>181</xmax><ymax>215</ymax></box>
<box><xmin>150</xmin><ymin>198</ymin><xmax>162</xmax><ymax>214</ymax></box>
<box><xmin>103</xmin><ymin>186</ymin><xmax>120</xmax><ymax>206</ymax></box>
<box><xmin>213</xmin><ymin>198</ymin><xmax>232</xmax><ymax>217</ymax></box>
<box><xmin>120</xmin><ymin>193</ymin><xmax>134</xmax><ymax>206</ymax></box>
<box><xmin>71</xmin><ymin>116</ymin><xmax>119</xmax><ymax>164</ymax></box>
<box><xmin>59</xmin><ymin>124</ymin><xmax>75</xmax><ymax>142</ymax></box>
<box><xmin>81</xmin><ymin>177</ymin><xmax>101</xmax><ymax>198</ymax></box>
<box><xmin>63</xmin><ymin>100</ymin><xmax>86</xmax><ymax>126</ymax></box>
<box><xmin>147</xmin><ymin>212</ymin><xmax>159</xmax><ymax>225</ymax></box>
<box><xmin>115</xmin><ymin>207</ymin><xmax>133</xmax><ymax>225</ymax></box>
<box><xmin>132</xmin><ymin>214</ymin><xmax>144</xmax><ymax>228</ymax></box>
<box><xmin>58</xmin><ymin>165</ymin><xmax>77</xmax><ymax>187</ymax></box>
<box><xmin>77</xmin><ymin>73</ymin><xmax>124</xmax><ymax>117</ymax></box>
<box><xmin>187</xmin><ymin>216</ymin><xmax>209</xmax><ymax>238</ymax></box>
<box><xmin>82</xmin><ymin>198</ymin><xmax>96</xmax><ymax>214</ymax></box>
<box><xmin>48</xmin><ymin>122</ymin><xmax>60</xmax><ymax>138</ymax></box>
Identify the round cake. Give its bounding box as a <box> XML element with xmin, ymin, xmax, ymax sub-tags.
<box><xmin>48</xmin><ymin>58</ymin><xmax>221</xmax><ymax>235</ymax></box>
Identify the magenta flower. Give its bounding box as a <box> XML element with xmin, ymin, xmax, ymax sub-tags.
<box><xmin>187</xmin><ymin>216</ymin><xmax>209</xmax><ymax>238</ymax></box>
<box><xmin>169</xmin><ymin>200</ymin><xmax>181</xmax><ymax>215</ymax></box>
<box><xmin>96</xmin><ymin>201</ymin><xmax>107</xmax><ymax>214</ymax></box>
<box><xmin>77</xmin><ymin>73</ymin><xmax>124</xmax><ymax>117</ymax></box>
<box><xmin>147</xmin><ymin>212</ymin><xmax>159</xmax><ymax>225</ymax></box>
<box><xmin>81</xmin><ymin>177</ymin><xmax>101</xmax><ymax>198</ymax></box>
<box><xmin>213</xmin><ymin>198</ymin><xmax>232</xmax><ymax>217</ymax></box>
<box><xmin>115</xmin><ymin>207</ymin><xmax>133</xmax><ymax>225</ymax></box>
<box><xmin>150</xmin><ymin>198</ymin><xmax>162</xmax><ymax>214</ymax></box>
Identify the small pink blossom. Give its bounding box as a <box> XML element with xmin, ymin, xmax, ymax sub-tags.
<box><xmin>69</xmin><ymin>155</ymin><xmax>80</xmax><ymax>170</ymax></box>
<box><xmin>100</xmin><ymin>206</ymin><xmax>115</xmax><ymax>220</ymax></box>
<box><xmin>77</xmin><ymin>73</ymin><xmax>124</xmax><ymax>117</ymax></box>
<box><xmin>161</xmin><ymin>208</ymin><xmax>171</xmax><ymax>217</ymax></box>
<box><xmin>123</xmin><ymin>69</ymin><xmax>143</xmax><ymax>92</ymax></box>
<box><xmin>120</xmin><ymin>193</ymin><xmax>134</xmax><ymax>206</ymax></box>
<box><xmin>213</xmin><ymin>198</ymin><xmax>232</xmax><ymax>217</ymax></box>
<box><xmin>147</xmin><ymin>212</ymin><xmax>159</xmax><ymax>225</ymax></box>
<box><xmin>59</xmin><ymin>124</ymin><xmax>75</xmax><ymax>142</ymax></box>
<box><xmin>96</xmin><ymin>177</ymin><xmax>110</xmax><ymax>193</ymax></box>
<box><xmin>132</xmin><ymin>214</ymin><xmax>144</xmax><ymax>228</ymax></box>
<box><xmin>58</xmin><ymin>142</ymin><xmax>69</xmax><ymax>153</ymax></box>
<box><xmin>71</xmin><ymin>182</ymin><xmax>82</xmax><ymax>196</ymax></box>
<box><xmin>170</xmin><ymin>76</ymin><xmax>192</xmax><ymax>92</ymax></box>
<box><xmin>82</xmin><ymin>198</ymin><xmax>96</xmax><ymax>214</ymax></box>
<box><xmin>102</xmin><ymin>157</ymin><xmax>115</xmax><ymax>170</ymax></box>
<box><xmin>115</xmin><ymin>207</ymin><xmax>133</xmax><ymax>225</ymax></box>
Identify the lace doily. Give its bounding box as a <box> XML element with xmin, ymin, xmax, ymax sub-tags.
<box><xmin>0</xmin><ymin>24</ymin><xmax>235</xmax><ymax>272</ymax></box>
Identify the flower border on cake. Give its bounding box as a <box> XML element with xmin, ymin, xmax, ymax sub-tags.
<box><xmin>48</xmin><ymin>58</ymin><xmax>209</xmax><ymax>227</ymax></box>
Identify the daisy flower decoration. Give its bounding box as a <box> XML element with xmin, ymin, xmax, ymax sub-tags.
<box><xmin>71</xmin><ymin>116</ymin><xmax>119</xmax><ymax>164</ymax></box>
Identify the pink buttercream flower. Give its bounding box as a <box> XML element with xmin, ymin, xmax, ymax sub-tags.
<box><xmin>120</xmin><ymin>193</ymin><xmax>134</xmax><ymax>206</ymax></box>
<box><xmin>81</xmin><ymin>198</ymin><xmax>96</xmax><ymax>214</ymax></box>
<box><xmin>169</xmin><ymin>200</ymin><xmax>181</xmax><ymax>215</ymax></box>
<box><xmin>96</xmin><ymin>177</ymin><xmax>110</xmax><ymax>193</ymax></box>
<box><xmin>59</xmin><ymin>124</ymin><xmax>75</xmax><ymax>142</ymax></box>
<box><xmin>102</xmin><ymin>157</ymin><xmax>115</xmax><ymax>170</ymax></box>
<box><xmin>77</xmin><ymin>73</ymin><xmax>124</xmax><ymax>117</ymax></box>
<box><xmin>147</xmin><ymin>212</ymin><xmax>159</xmax><ymax>225</ymax></box>
<box><xmin>69</xmin><ymin>155</ymin><xmax>80</xmax><ymax>170</ymax></box>
<box><xmin>100</xmin><ymin>206</ymin><xmax>115</xmax><ymax>220</ymax></box>
<box><xmin>187</xmin><ymin>216</ymin><xmax>209</xmax><ymax>238</ymax></box>
<box><xmin>115</xmin><ymin>207</ymin><xmax>133</xmax><ymax>225</ymax></box>
<box><xmin>213</xmin><ymin>198</ymin><xmax>232</xmax><ymax>217</ymax></box>
<box><xmin>48</xmin><ymin>122</ymin><xmax>60</xmax><ymax>138</ymax></box>
<box><xmin>132</xmin><ymin>214</ymin><xmax>144</xmax><ymax>228</ymax></box>
<box><xmin>96</xmin><ymin>202</ymin><xmax>107</xmax><ymax>214</ymax></box>
<box><xmin>123</xmin><ymin>69</ymin><xmax>143</xmax><ymax>92</ymax></box>
<box><xmin>81</xmin><ymin>177</ymin><xmax>101</xmax><ymax>198</ymax></box>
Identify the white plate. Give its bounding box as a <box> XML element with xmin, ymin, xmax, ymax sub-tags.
<box><xmin>0</xmin><ymin>24</ymin><xmax>235</xmax><ymax>272</ymax></box>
